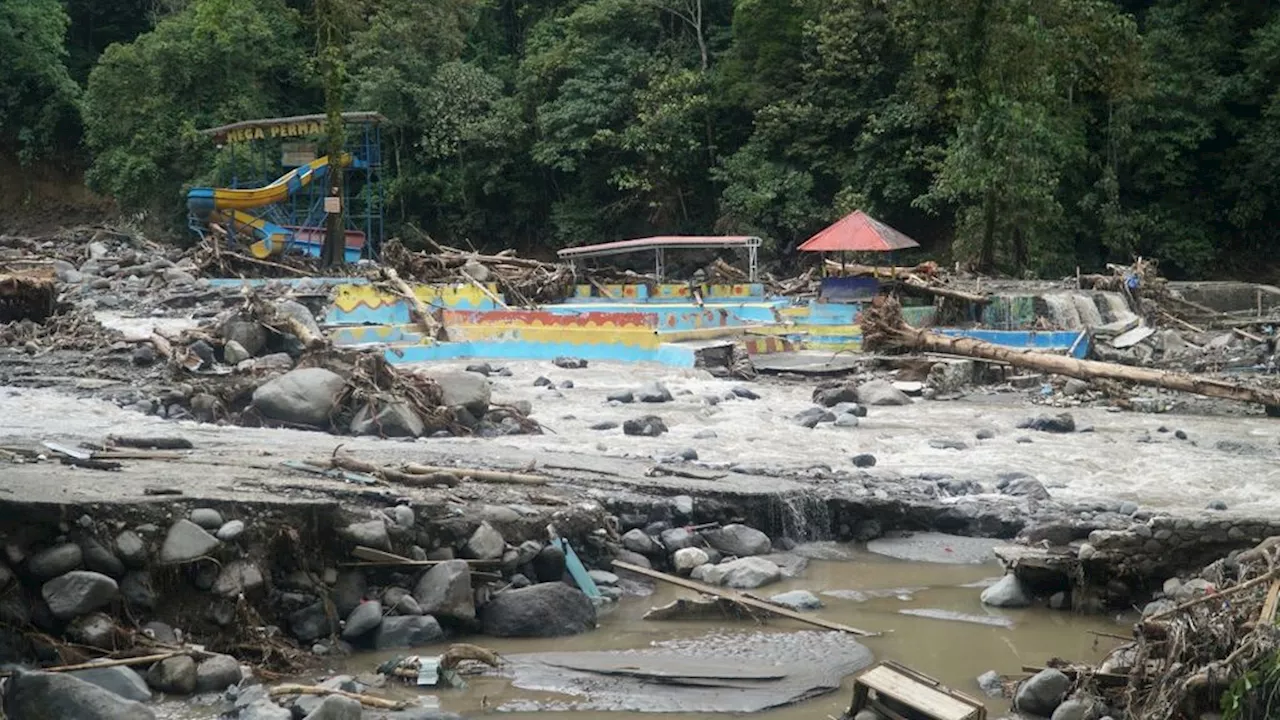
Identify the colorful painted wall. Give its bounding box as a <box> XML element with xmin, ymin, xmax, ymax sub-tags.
<box><xmin>325</xmin><ymin>282</ymin><xmax>499</xmax><ymax>325</ymax></box>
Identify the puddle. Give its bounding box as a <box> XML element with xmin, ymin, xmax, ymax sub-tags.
<box><xmin>309</xmin><ymin>546</ymin><xmax>1126</xmax><ymax>719</ymax></box>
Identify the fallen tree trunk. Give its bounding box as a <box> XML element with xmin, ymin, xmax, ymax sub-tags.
<box><xmin>382</xmin><ymin>267</ymin><xmax>442</xmax><ymax>339</ymax></box>
<box><xmin>900</xmin><ymin>276</ymin><xmax>990</xmax><ymax>305</ymax></box>
<box><xmin>864</xmin><ymin>296</ymin><xmax>1280</xmax><ymax>409</ymax></box>
<box><xmin>823</xmin><ymin>260</ymin><xmax>939</xmax><ymax>279</ymax></box>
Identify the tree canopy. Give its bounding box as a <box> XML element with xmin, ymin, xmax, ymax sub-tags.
<box><xmin>5</xmin><ymin>0</ymin><xmax>1280</xmax><ymax>277</ymax></box>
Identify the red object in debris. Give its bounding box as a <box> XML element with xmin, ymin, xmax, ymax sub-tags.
<box><xmin>797</xmin><ymin>210</ymin><xmax>921</xmax><ymax>253</ymax></box>
<box><xmin>945</xmin><ymin>547</ymin><xmax>954</xmax><ymax>553</ymax></box>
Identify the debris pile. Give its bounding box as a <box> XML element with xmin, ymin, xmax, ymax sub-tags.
<box><xmin>381</xmin><ymin>236</ymin><xmax>574</xmax><ymax>306</ymax></box>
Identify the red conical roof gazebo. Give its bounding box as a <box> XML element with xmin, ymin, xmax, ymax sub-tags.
<box><xmin>797</xmin><ymin>210</ymin><xmax>920</xmax><ymax>253</ymax></box>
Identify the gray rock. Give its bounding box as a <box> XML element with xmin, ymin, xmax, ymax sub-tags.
<box><xmin>659</xmin><ymin>527</ymin><xmax>698</xmax><ymax>551</ymax></box>
<box><xmin>67</xmin><ymin>612</ymin><xmax>117</xmax><ymax>648</ymax></box>
<box><xmin>6</xmin><ymin>670</ymin><xmax>156</xmax><ymax>719</ymax></box>
<box><xmin>622</xmin><ymin>528</ymin><xmax>659</xmax><ymax>555</ymax></box>
<box><xmin>981</xmin><ymin>574</ymin><xmax>1032</xmax><ymax>608</ymax></box>
<box><xmin>813</xmin><ymin>383</ymin><xmax>860</xmax><ymax>407</ymax></box>
<box><xmin>350</xmin><ymin>400</ymin><xmax>426</xmax><ymax>438</ymax></box>
<box><xmin>252</xmin><ymin>352</ymin><xmax>294</xmax><ymax>372</ymax></box>
<box><xmin>768</xmin><ymin>590</ymin><xmax>822</xmax><ymax>610</ymax></box>
<box><xmin>42</xmin><ymin>571</ymin><xmax>119</xmax><ymax>619</ymax></box>
<box><xmin>374</xmin><ymin>615</ymin><xmax>444</xmax><ymax>649</ymax></box>
<box><xmin>212</xmin><ymin>559</ymin><xmax>265</xmax><ymax>598</ymax></box>
<box><xmin>614</xmin><ymin>549</ymin><xmax>651</xmax><ymax>569</ymax></box>
<box><xmin>223</xmin><ymin>339</ymin><xmax>252</xmax><ymax>365</ymax></box>
<box><xmin>671</xmin><ymin>495</ymin><xmax>694</xmax><ymax>519</ymax></box>
<box><xmin>857</xmin><ymin>380</ymin><xmax>912</xmax><ymax>406</ymax></box>
<box><xmin>1206</xmin><ymin>499</ymin><xmax>1228</xmax><ymax>511</ymax></box>
<box><xmin>28</xmin><ymin>543</ymin><xmax>84</xmax><ymax>579</ymax></box>
<box><xmin>275</xmin><ymin>300</ymin><xmax>323</xmax><ymax>350</ymax></box>
<box><xmin>833</xmin><ymin>414</ymin><xmax>860</xmax><ymax>428</ymax></box>
<box><xmin>1015</xmin><ymin>669</ymin><xmax>1071</xmax><ymax>716</ymax></box>
<box><xmin>1000</xmin><ymin>477</ymin><xmax>1052</xmax><ymax>501</ymax></box>
<box><xmin>289</xmin><ymin>602</ymin><xmax>336</xmax><ymax>642</ymax></box>
<box><xmin>703</xmin><ymin>556</ymin><xmax>782</xmax><ymax>589</ymax></box>
<box><xmin>929</xmin><ymin>438</ymin><xmax>969</xmax><ymax>450</ymax></box>
<box><xmin>69</xmin><ymin>664</ymin><xmax>152</xmax><ymax>702</ymax></box>
<box><xmin>339</xmin><ymin>519</ymin><xmax>390</xmax><ymax>551</ymax></box>
<box><xmin>413</xmin><ymin>560</ymin><xmax>474</xmax><ymax>622</ymax></box>
<box><xmin>194</xmin><ymin>654</ymin><xmax>243</xmax><ymax>693</ymax></box>
<box><xmin>553</xmin><ymin>356</ymin><xmax>588</xmax><ymax>369</ymax></box>
<box><xmin>146</xmin><ymin>654</ymin><xmax>197</xmax><ymax>694</ymax></box>
<box><xmin>159</xmin><ymin>519</ymin><xmax>220</xmax><ymax>563</ymax></box>
<box><xmin>221</xmin><ymin>317</ymin><xmax>268</xmax><ymax>356</ymax></box>
<box><xmin>976</xmin><ymin>670</ymin><xmax>1003</xmax><ymax>698</ymax></box>
<box><xmin>607</xmin><ymin>390</ymin><xmax>635</xmax><ymax>403</ymax></box>
<box><xmin>120</xmin><ymin>570</ymin><xmax>156</xmax><ymax>611</ymax></box>
<box><xmin>704</xmin><ymin>524</ymin><xmax>772</xmax><ymax>557</ymax></box>
<box><xmin>140</xmin><ymin>620</ymin><xmax>176</xmax><ymax>644</ymax></box>
<box><xmin>1063</xmin><ymin>379</ymin><xmax>1090</xmax><ymax>396</ymax></box>
<box><xmin>251</xmin><ymin>368</ymin><xmax>346</xmax><ymax>426</ymax></box>
<box><xmin>1052</xmin><ymin>698</ymin><xmax>1098</xmax><ymax>720</ymax></box>
<box><xmin>241</xmin><ymin>699</ymin><xmax>293</xmax><ymax>720</ymax></box>
<box><xmin>636</xmin><ymin>381</ymin><xmax>673</xmax><ymax>403</ymax></box>
<box><xmin>390</xmin><ymin>505</ymin><xmax>415</xmax><ymax>528</ymax></box>
<box><xmin>383</xmin><ymin>587</ymin><xmax>423</xmax><ymax>615</ymax></box>
<box><xmin>464</xmin><ymin>521</ymin><xmax>506</xmax><ymax>560</ymax></box>
<box><xmin>342</xmin><ymin>600</ymin><xmax>384</xmax><ymax>640</ymax></box>
<box><xmin>303</xmin><ymin>695</ymin><xmax>364</xmax><ymax>720</ymax></box>
<box><xmin>190</xmin><ymin>508</ymin><xmax>224</xmax><ymax>530</ymax></box>
<box><xmin>1018</xmin><ymin>413</ymin><xmax>1076</xmax><ymax>433</ymax></box>
<box><xmin>421</xmin><ymin>369</ymin><xmax>492</xmax><ymax>417</ymax></box>
<box><xmin>81</xmin><ymin>539</ymin><xmax>125</xmax><ymax>578</ymax></box>
<box><xmin>332</xmin><ymin>570</ymin><xmax>368</xmax><ymax>617</ymax></box>
<box><xmin>589</xmin><ymin>421</ymin><xmax>619</xmax><ymax>431</ymax></box>
<box><xmin>623</xmin><ymin>415</ymin><xmax>668</xmax><ymax>436</ymax></box>
<box><xmin>793</xmin><ymin>406</ymin><xmax>836</xmax><ymax>428</ymax></box>
<box><xmin>216</xmin><ymin>520</ymin><xmax>246</xmax><ymax>541</ymax></box>
<box><xmin>975</xmin><ymin>428</ymin><xmax>996</xmax><ymax>440</ymax></box>
<box><xmin>673</xmin><ymin>547</ymin><xmax>709</xmax><ymax>573</ymax></box>
<box><xmin>481</xmin><ymin>583</ymin><xmax>596</xmax><ymax>637</ymax></box>
<box><xmin>114</xmin><ymin>531</ymin><xmax>147</xmax><ymax>568</ymax></box>
<box><xmin>533</xmin><ymin>545</ymin><xmax>567</xmax><ymax>583</ymax></box>
<box><xmin>851</xmin><ymin>453</ymin><xmax>877</xmax><ymax>468</ymax></box>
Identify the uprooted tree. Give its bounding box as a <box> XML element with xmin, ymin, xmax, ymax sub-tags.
<box><xmin>862</xmin><ymin>295</ymin><xmax>1280</xmax><ymax>411</ymax></box>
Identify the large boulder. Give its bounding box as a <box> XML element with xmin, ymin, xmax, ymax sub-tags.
<box><xmin>80</xmin><ymin>539</ymin><xmax>124</xmax><ymax>578</ymax></box>
<box><xmin>42</xmin><ymin>571</ymin><xmax>119</xmax><ymax>619</ymax></box>
<box><xmin>342</xmin><ymin>600</ymin><xmax>384</xmax><ymax>640</ymax></box>
<box><xmin>813</xmin><ymin>383</ymin><xmax>859</xmax><ymax>407</ymax></box>
<box><xmin>119</xmin><ymin>570</ymin><xmax>156</xmax><ymax>611</ymax></box>
<box><xmin>980</xmin><ymin>574</ymin><xmax>1032</xmax><ymax>608</ymax></box>
<box><xmin>28</xmin><ymin>543</ymin><xmax>84</xmax><ymax>579</ymax></box>
<box><xmin>145</xmin><ymin>655</ymin><xmax>197</xmax><ymax>694</ymax></box>
<box><xmin>1018</xmin><ymin>413</ymin><xmax>1076</xmax><ymax>433</ymax></box>
<box><xmin>856</xmin><ymin>380</ymin><xmax>912</xmax><ymax>406</ymax></box>
<box><xmin>113</xmin><ymin>531</ymin><xmax>147</xmax><ymax>568</ymax></box>
<box><xmin>659</xmin><ymin>527</ymin><xmax>698</xmax><ymax>551</ymax></box>
<box><xmin>374</xmin><ymin>615</ymin><xmax>444</xmax><ymax>650</ymax></box>
<box><xmin>699</xmin><ymin>557</ymin><xmax>781</xmax><ymax>589</ymax></box>
<box><xmin>289</xmin><ymin>602</ymin><xmax>336</xmax><ymax>643</ymax></box>
<box><xmin>350</xmin><ymin>401</ymin><xmax>426</xmax><ymax>438</ymax></box>
<box><xmin>212</xmin><ymin>560</ymin><xmax>265</xmax><ymax>599</ymax></box>
<box><xmin>194</xmin><ymin>654</ymin><xmax>243</xmax><ymax>693</ymax></box>
<box><xmin>420</xmin><ymin>369</ymin><xmax>491</xmax><ymax>417</ymax></box>
<box><xmin>338</xmin><ymin>519</ymin><xmax>390</xmax><ymax>551</ymax></box>
<box><xmin>303</xmin><ymin>695</ymin><xmax>363</xmax><ymax>720</ymax></box>
<box><xmin>621</xmin><ymin>528</ymin><xmax>659</xmax><ymax>555</ymax></box>
<box><xmin>159</xmin><ymin>519</ymin><xmax>220</xmax><ymax>564</ymax></box>
<box><xmin>635</xmin><ymin>381</ymin><xmax>673</xmax><ymax>403</ymax></box>
<box><xmin>481</xmin><ymin>583</ymin><xmax>596</xmax><ymax>638</ymax></box>
<box><xmin>1015</xmin><ymin>669</ymin><xmax>1072</xmax><ymax>716</ymax></box>
<box><xmin>5</xmin><ymin>670</ymin><xmax>156</xmax><ymax>720</ymax></box>
<box><xmin>332</xmin><ymin>570</ymin><xmax>368</xmax><ymax>617</ymax></box>
<box><xmin>68</xmin><ymin>665</ymin><xmax>152</xmax><ymax>702</ymax></box>
<box><xmin>251</xmin><ymin>368</ymin><xmax>346</xmax><ymax>426</ymax></box>
<box><xmin>703</xmin><ymin>524</ymin><xmax>772</xmax><ymax>557</ymax></box>
<box><xmin>413</xmin><ymin>560</ymin><xmax>474</xmax><ymax>623</ymax></box>
<box><xmin>622</xmin><ymin>415</ymin><xmax>668</xmax><ymax>436</ymax></box>
<box><xmin>221</xmin><ymin>316</ymin><xmax>268</xmax><ymax>357</ymax></box>
<box><xmin>768</xmin><ymin>590</ymin><xmax>823</xmax><ymax>610</ymax></box>
<box><xmin>673</xmin><ymin>547</ymin><xmax>709</xmax><ymax>574</ymax></box>
<box><xmin>463</xmin><ymin>522</ymin><xmax>506</xmax><ymax>560</ymax></box>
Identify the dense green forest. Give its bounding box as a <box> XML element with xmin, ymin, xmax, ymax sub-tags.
<box><xmin>3</xmin><ymin>0</ymin><xmax>1280</xmax><ymax>278</ymax></box>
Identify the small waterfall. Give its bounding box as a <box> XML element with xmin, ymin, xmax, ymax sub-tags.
<box><xmin>768</xmin><ymin>490</ymin><xmax>832</xmax><ymax>543</ymax></box>
<box><xmin>1071</xmin><ymin>294</ymin><xmax>1104</xmax><ymax>328</ymax></box>
<box><xmin>1094</xmin><ymin>292</ymin><xmax>1138</xmax><ymax>325</ymax></box>
<box><xmin>1041</xmin><ymin>293</ymin><xmax>1083</xmax><ymax>329</ymax></box>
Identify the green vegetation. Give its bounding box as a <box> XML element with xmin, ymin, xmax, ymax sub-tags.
<box><xmin>7</xmin><ymin>0</ymin><xmax>1280</xmax><ymax>276</ymax></box>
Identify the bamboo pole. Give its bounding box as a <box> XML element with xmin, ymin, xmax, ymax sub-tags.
<box><xmin>269</xmin><ymin>684</ymin><xmax>405</xmax><ymax>710</ymax></box>
<box><xmin>460</xmin><ymin>269</ymin><xmax>511</xmax><ymax>310</ymax></box>
<box><xmin>865</xmin><ymin>297</ymin><xmax>1280</xmax><ymax>409</ymax></box>
<box><xmin>329</xmin><ymin>455</ymin><xmax>457</xmax><ymax>486</ymax></box>
<box><xmin>1145</xmin><ymin>569</ymin><xmax>1279</xmax><ymax>623</ymax></box>
<box><xmin>612</xmin><ymin>560</ymin><xmax>876</xmax><ymax>637</ymax></box>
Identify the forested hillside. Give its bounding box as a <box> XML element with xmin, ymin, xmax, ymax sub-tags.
<box><xmin>4</xmin><ymin>0</ymin><xmax>1280</xmax><ymax>278</ymax></box>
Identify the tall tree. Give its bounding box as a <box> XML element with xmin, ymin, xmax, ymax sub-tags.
<box><xmin>0</xmin><ymin>0</ymin><xmax>81</xmax><ymax>164</ymax></box>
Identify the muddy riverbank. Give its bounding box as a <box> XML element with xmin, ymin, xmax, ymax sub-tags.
<box><xmin>2</xmin><ymin>359</ymin><xmax>1279</xmax><ymax>718</ymax></box>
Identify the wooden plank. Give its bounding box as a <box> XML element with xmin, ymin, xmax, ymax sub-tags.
<box><xmin>1259</xmin><ymin>580</ymin><xmax>1280</xmax><ymax>625</ymax></box>
<box><xmin>858</xmin><ymin>666</ymin><xmax>979</xmax><ymax>720</ymax></box>
<box><xmin>352</xmin><ymin>546</ymin><xmax>414</xmax><ymax>564</ymax></box>
<box><xmin>611</xmin><ymin>560</ymin><xmax>876</xmax><ymax>637</ymax></box>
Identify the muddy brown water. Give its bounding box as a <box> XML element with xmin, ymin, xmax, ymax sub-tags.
<box><xmin>158</xmin><ymin>545</ymin><xmax>1127</xmax><ymax>719</ymax></box>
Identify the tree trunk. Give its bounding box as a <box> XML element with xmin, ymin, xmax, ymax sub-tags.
<box><xmin>865</xmin><ymin>298</ymin><xmax>1280</xmax><ymax>409</ymax></box>
<box><xmin>979</xmin><ymin>187</ymin><xmax>997</xmax><ymax>272</ymax></box>
<box><xmin>317</xmin><ymin>0</ymin><xmax>346</xmax><ymax>267</ymax></box>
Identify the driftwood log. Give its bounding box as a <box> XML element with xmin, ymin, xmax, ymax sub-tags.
<box><xmin>863</xmin><ymin>295</ymin><xmax>1280</xmax><ymax>409</ymax></box>
<box><xmin>821</xmin><ymin>260</ymin><xmax>988</xmax><ymax>304</ymax></box>
<box><xmin>382</xmin><ymin>267</ymin><xmax>442</xmax><ymax>339</ymax></box>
